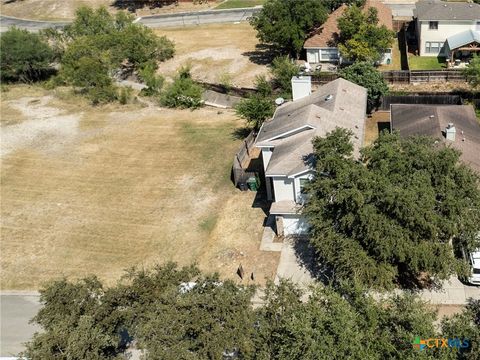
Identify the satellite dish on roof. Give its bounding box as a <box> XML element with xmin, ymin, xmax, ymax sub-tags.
<box><xmin>275</xmin><ymin>97</ymin><xmax>285</xmax><ymax>106</ymax></box>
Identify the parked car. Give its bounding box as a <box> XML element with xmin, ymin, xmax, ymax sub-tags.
<box><xmin>462</xmin><ymin>249</ymin><xmax>480</xmax><ymax>286</ymax></box>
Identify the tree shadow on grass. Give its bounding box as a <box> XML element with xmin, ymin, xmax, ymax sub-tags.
<box><xmin>231</xmin><ymin>126</ymin><xmax>252</xmax><ymax>140</ymax></box>
<box><xmin>111</xmin><ymin>0</ymin><xmax>178</xmax><ymax>12</ymax></box>
<box><xmin>242</xmin><ymin>44</ymin><xmax>280</xmax><ymax>66</ymax></box>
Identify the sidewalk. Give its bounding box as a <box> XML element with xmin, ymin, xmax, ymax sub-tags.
<box><xmin>259</xmin><ymin>226</ymin><xmax>480</xmax><ymax>304</ymax></box>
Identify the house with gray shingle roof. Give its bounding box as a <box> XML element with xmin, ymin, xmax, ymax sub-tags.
<box><xmin>414</xmin><ymin>0</ymin><xmax>480</xmax><ymax>58</ymax></box>
<box><xmin>255</xmin><ymin>78</ymin><xmax>367</xmax><ymax>236</ymax></box>
<box><xmin>391</xmin><ymin>104</ymin><xmax>480</xmax><ymax>174</ymax></box>
<box><xmin>304</xmin><ymin>0</ymin><xmax>394</xmax><ymax>65</ymax></box>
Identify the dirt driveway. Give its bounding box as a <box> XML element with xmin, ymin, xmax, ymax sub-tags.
<box><xmin>1</xmin><ymin>85</ymin><xmax>278</xmax><ymax>290</ymax></box>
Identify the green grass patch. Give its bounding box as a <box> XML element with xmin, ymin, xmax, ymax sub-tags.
<box><xmin>215</xmin><ymin>0</ymin><xmax>265</xmax><ymax>9</ymax></box>
<box><xmin>378</xmin><ymin>39</ymin><xmax>402</xmax><ymax>71</ymax></box>
<box><xmin>180</xmin><ymin>120</ymin><xmax>240</xmax><ymax>189</ymax></box>
<box><xmin>199</xmin><ymin>215</ymin><xmax>218</xmax><ymax>233</ymax></box>
<box><xmin>408</xmin><ymin>56</ymin><xmax>446</xmax><ymax>70</ymax></box>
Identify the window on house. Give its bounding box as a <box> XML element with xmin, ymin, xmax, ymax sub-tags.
<box><xmin>320</xmin><ymin>48</ymin><xmax>339</xmax><ymax>61</ymax></box>
<box><xmin>299</xmin><ymin>178</ymin><xmax>309</xmax><ymax>194</ymax></box>
<box><xmin>476</xmin><ymin>21</ymin><xmax>480</xmax><ymax>31</ymax></box>
<box><xmin>429</xmin><ymin>21</ymin><xmax>438</xmax><ymax>30</ymax></box>
<box><xmin>425</xmin><ymin>41</ymin><xmax>443</xmax><ymax>53</ymax></box>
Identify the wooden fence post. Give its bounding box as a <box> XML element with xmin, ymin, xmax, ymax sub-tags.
<box><xmin>245</xmin><ymin>140</ymin><xmax>249</xmax><ymax>156</ymax></box>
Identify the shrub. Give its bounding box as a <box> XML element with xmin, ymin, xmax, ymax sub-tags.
<box><xmin>235</xmin><ymin>95</ymin><xmax>274</xmax><ymax>130</ymax></box>
<box><xmin>138</xmin><ymin>62</ymin><xmax>164</xmax><ymax>96</ymax></box>
<box><xmin>1</xmin><ymin>27</ymin><xmax>54</xmax><ymax>82</ymax></box>
<box><xmin>254</xmin><ymin>75</ymin><xmax>273</xmax><ymax>97</ymax></box>
<box><xmin>119</xmin><ymin>86</ymin><xmax>133</xmax><ymax>104</ymax></box>
<box><xmin>271</xmin><ymin>56</ymin><xmax>299</xmax><ymax>97</ymax></box>
<box><xmin>161</xmin><ymin>69</ymin><xmax>203</xmax><ymax>109</ymax></box>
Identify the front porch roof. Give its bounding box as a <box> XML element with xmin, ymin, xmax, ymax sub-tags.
<box><xmin>447</xmin><ymin>29</ymin><xmax>480</xmax><ymax>51</ymax></box>
<box><xmin>270</xmin><ymin>200</ymin><xmax>302</xmax><ymax>215</ymax></box>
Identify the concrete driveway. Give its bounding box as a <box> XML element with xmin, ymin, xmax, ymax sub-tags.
<box><xmin>0</xmin><ymin>294</ymin><xmax>41</xmax><ymax>357</ymax></box>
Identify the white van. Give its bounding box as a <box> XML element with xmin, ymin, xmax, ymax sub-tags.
<box><xmin>466</xmin><ymin>249</ymin><xmax>480</xmax><ymax>286</ymax></box>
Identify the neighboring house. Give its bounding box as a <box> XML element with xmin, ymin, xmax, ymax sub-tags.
<box><xmin>390</xmin><ymin>104</ymin><xmax>480</xmax><ymax>174</ymax></box>
<box><xmin>414</xmin><ymin>0</ymin><xmax>480</xmax><ymax>58</ymax></box>
<box><xmin>255</xmin><ymin>78</ymin><xmax>367</xmax><ymax>236</ymax></box>
<box><xmin>304</xmin><ymin>0</ymin><xmax>394</xmax><ymax>65</ymax></box>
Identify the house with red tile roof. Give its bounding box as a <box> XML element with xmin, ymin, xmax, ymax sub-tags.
<box><xmin>304</xmin><ymin>0</ymin><xmax>394</xmax><ymax>65</ymax></box>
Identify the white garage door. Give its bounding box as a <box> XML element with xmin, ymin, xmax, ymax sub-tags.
<box><xmin>282</xmin><ymin>215</ymin><xmax>309</xmax><ymax>236</ymax></box>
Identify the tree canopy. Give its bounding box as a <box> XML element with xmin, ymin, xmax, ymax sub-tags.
<box><xmin>0</xmin><ymin>27</ymin><xmax>54</xmax><ymax>82</ymax></box>
<box><xmin>21</xmin><ymin>264</ymin><xmax>480</xmax><ymax>359</ymax></box>
<box><xmin>304</xmin><ymin>129</ymin><xmax>480</xmax><ymax>290</ymax></box>
<box><xmin>44</xmin><ymin>6</ymin><xmax>174</xmax><ymax>104</ymax></box>
<box><xmin>324</xmin><ymin>0</ymin><xmax>365</xmax><ymax>11</ymax></box>
<box><xmin>463</xmin><ymin>54</ymin><xmax>480</xmax><ymax>88</ymax></box>
<box><xmin>337</xmin><ymin>5</ymin><xmax>395</xmax><ymax>63</ymax></box>
<box><xmin>249</xmin><ymin>0</ymin><xmax>328</xmax><ymax>58</ymax></box>
<box><xmin>339</xmin><ymin>62</ymin><xmax>388</xmax><ymax>112</ymax></box>
<box><xmin>235</xmin><ymin>95</ymin><xmax>275</xmax><ymax>130</ymax></box>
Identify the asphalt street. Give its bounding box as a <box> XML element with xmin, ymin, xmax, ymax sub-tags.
<box><xmin>0</xmin><ymin>7</ymin><xmax>261</xmax><ymax>32</ymax></box>
<box><xmin>0</xmin><ymin>294</ymin><xmax>41</xmax><ymax>357</ymax></box>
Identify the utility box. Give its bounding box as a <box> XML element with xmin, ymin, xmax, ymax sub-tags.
<box><xmin>291</xmin><ymin>76</ymin><xmax>311</xmax><ymax>101</ymax></box>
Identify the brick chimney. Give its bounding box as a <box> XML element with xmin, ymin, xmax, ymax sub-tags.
<box><xmin>446</xmin><ymin>123</ymin><xmax>456</xmax><ymax>141</ymax></box>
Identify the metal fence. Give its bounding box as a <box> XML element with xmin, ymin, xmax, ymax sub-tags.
<box><xmin>382</xmin><ymin>70</ymin><xmax>466</xmax><ymax>84</ymax></box>
<box><xmin>232</xmin><ymin>131</ymin><xmax>257</xmax><ymax>188</ymax></box>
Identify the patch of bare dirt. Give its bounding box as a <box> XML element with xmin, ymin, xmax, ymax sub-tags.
<box><xmin>1</xmin><ymin>0</ymin><xmax>218</xmax><ymax>21</ymax></box>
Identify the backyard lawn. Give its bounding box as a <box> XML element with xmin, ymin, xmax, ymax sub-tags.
<box><xmin>215</xmin><ymin>0</ymin><xmax>264</xmax><ymax>9</ymax></box>
<box><xmin>1</xmin><ymin>85</ymin><xmax>279</xmax><ymax>290</ymax></box>
<box><xmin>408</xmin><ymin>56</ymin><xmax>446</xmax><ymax>70</ymax></box>
<box><xmin>378</xmin><ymin>39</ymin><xmax>402</xmax><ymax>71</ymax></box>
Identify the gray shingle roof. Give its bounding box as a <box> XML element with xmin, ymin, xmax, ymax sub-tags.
<box><xmin>447</xmin><ymin>29</ymin><xmax>480</xmax><ymax>50</ymax></box>
<box><xmin>391</xmin><ymin>104</ymin><xmax>480</xmax><ymax>174</ymax></box>
<box><xmin>415</xmin><ymin>0</ymin><xmax>480</xmax><ymax>21</ymax></box>
<box><xmin>256</xmin><ymin>78</ymin><xmax>367</xmax><ymax>177</ymax></box>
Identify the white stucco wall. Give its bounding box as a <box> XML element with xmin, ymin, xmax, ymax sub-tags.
<box><xmin>261</xmin><ymin>148</ymin><xmax>273</xmax><ymax>171</ymax></box>
<box><xmin>306</xmin><ymin>48</ymin><xmax>339</xmax><ymax>63</ymax></box>
<box><xmin>272</xmin><ymin>176</ymin><xmax>295</xmax><ymax>202</ymax></box>
<box><xmin>418</xmin><ymin>20</ymin><xmax>479</xmax><ymax>56</ymax></box>
<box><xmin>282</xmin><ymin>215</ymin><xmax>309</xmax><ymax>236</ymax></box>
<box><xmin>307</xmin><ymin>47</ymin><xmax>391</xmax><ymax>64</ymax></box>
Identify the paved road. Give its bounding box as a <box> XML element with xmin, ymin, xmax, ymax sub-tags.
<box><xmin>0</xmin><ymin>7</ymin><xmax>260</xmax><ymax>32</ymax></box>
<box><xmin>0</xmin><ymin>15</ymin><xmax>68</xmax><ymax>32</ymax></box>
<box><xmin>0</xmin><ymin>294</ymin><xmax>41</xmax><ymax>357</ymax></box>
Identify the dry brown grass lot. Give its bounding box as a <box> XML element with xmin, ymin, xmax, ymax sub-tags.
<box><xmin>0</xmin><ymin>0</ymin><xmax>218</xmax><ymax>21</ymax></box>
<box><xmin>365</xmin><ymin>111</ymin><xmax>391</xmax><ymax>146</ymax></box>
<box><xmin>1</xmin><ymin>85</ymin><xmax>279</xmax><ymax>290</ymax></box>
<box><xmin>155</xmin><ymin>23</ymin><xmax>269</xmax><ymax>88</ymax></box>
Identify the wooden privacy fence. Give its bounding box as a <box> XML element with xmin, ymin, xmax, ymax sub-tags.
<box><xmin>232</xmin><ymin>130</ymin><xmax>257</xmax><ymax>188</ymax></box>
<box><xmin>382</xmin><ymin>70</ymin><xmax>466</xmax><ymax>84</ymax></box>
<box><xmin>311</xmin><ymin>73</ymin><xmax>339</xmax><ymax>85</ymax></box>
<box><xmin>313</xmin><ymin>70</ymin><xmax>465</xmax><ymax>85</ymax></box>
<box><xmin>380</xmin><ymin>94</ymin><xmax>462</xmax><ymax>110</ymax></box>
